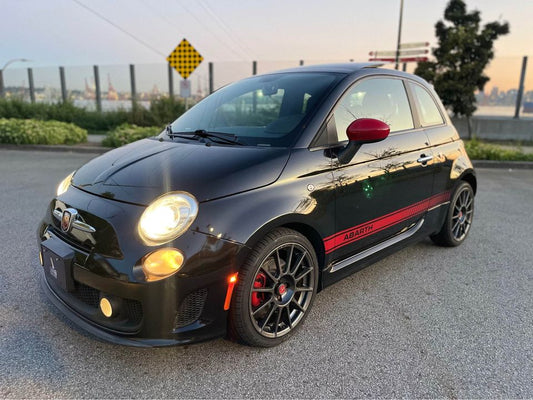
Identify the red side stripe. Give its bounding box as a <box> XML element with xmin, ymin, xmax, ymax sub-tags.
<box><xmin>324</xmin><ymin>191</ymin><xmax>450</xmax><ymax>254</ymax></box>
<box><xmin>323</xmin><ymin>194</ymin><xmax>432</xmax><ymax>242</ymax></box>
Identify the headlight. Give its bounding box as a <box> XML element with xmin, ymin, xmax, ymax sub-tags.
<box><xmin>138</xmin><ymin>191</ymin><xmax>198</xmax><ymax>245</ymax></box>
<box><xmin>56</xmin><ymin>171</ymin><xmax>75</xmax><ymax>196</ymax></box>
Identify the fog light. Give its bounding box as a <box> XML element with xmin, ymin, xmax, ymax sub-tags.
<box><xmin>100</xmin><ymin>297</ymin><xmax>114</xmax><ymax>318</ymax></box>
<box><xmin>39</xmin><ymin>251</ymin><xmax>43</xmax><ymax>266</ymax></box>
<box><xmin>142</xmin><ymin>248</ymin><xmax>184</xmax><ymax>282</ymax></box>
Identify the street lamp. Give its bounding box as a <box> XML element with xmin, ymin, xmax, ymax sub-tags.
<box><xmin>0</xmin><ymin>58</ymin><xmax>31</xmax><ymax>98</ymax></box>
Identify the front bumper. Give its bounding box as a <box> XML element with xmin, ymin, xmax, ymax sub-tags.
<box><xmin>41</xmin><ymin>272</ymin><xmax>199</xmax><ymax>347</ymax></box>
<box><xmin>37</xmin><ymin>187</ymin><xmax>245</xmax><ymax>347</ymax></box>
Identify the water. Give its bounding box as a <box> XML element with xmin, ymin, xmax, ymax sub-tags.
<box><xmin>73</xmin><ymin>99</ymin><xmax>150</xmax><ymax>111</ymax></box>
<box><xmin>475</xmin><ymin>105</ymin><xmax>533</xmax><ymax>118</ymax></box>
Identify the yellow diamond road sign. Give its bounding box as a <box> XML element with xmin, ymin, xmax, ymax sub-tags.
<box><xmin>167</xmin><ymin>38</ymin><xmax>204</xmax><ymax>79</ymax></box>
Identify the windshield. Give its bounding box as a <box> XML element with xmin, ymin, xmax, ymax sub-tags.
<box><xmin>168</xmin><ymin>72</ymin><xmax>340</xmax><ymax>147</ymax></box>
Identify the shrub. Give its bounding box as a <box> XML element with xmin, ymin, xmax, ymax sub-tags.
<box><xmin>0</xmin><ymin>118</ymin><xmax>87</xmax><ymax>145</ymax></box>
<box><xmin>102</xmin><ymin>124</ymin><xmax>161</xmax><ymax>147</ymax></box>
<box><xmin>0</xmin><ymin>97</ymin><xmax>187</xmax><ymax>133</ymax></box>
<box><xmin>149</xmin><ymin>97</ymin><xmax>186</xmax><ymax>126</ymax></box>
<box><xmin>0</xmin><ymin>99</ymin><xmax>130</xmax><ymax>132</ymax></box>
<box><xmin>464</xmin><ymin>139</ymin><xmax>533</xmax><ymax>161</ymax></box>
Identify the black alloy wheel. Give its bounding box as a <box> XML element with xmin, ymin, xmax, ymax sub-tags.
<box><xmin>229</xmin><ymin>228</ymin><xmax>318</xmax><ymax>347</ymax></box>
<box><xmin>431</xmin><ymin>181</ymin><xmax>474</xmax><ymax>247</ymax></box>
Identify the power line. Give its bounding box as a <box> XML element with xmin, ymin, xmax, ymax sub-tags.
<box><xmin>197</xmin><ymin>0</ymin><xmax>257</xmax><ymax>59</ymax></box>
<box><xmin>70</xmin><ymin>0</ymin><xmax>166</xmax><ymax>57</ymax></box>
<box><xmin>173</xmin><ymin>1</ymin><xmax>250</xmax><ymax>60</ymax></box>
<box><xmin>137</xmin><ymin>0</ymin><xmax>247</xmax><ymax>60</ymax></box>
<box><xmin>135</xmin><ymin>0</ymin><xmax>185</xmax><ymax>37</ymax></box>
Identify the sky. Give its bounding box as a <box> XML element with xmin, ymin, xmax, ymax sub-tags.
<box><xmin>1</xmin><ymin>0</ymin><xmax>532</xmax><ymax>92</ymax></box>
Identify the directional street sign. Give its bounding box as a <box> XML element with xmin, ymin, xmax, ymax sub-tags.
<box><xmin>368</xmin><ymin>41</ymin><xmax>430</xmax><ymax>64</ymax></box>
<box><xmin>369</xmin><ymin>49</ymin><xmax>429</xmax><ymax>57</ymax></box>
<box><xmin>399</xmin><ymin>42</ymin><xmax>429</xmax><ymax>49</ymax></box>
<box><xmin>167</xmin><ymin>38</ymin><xmax>204</xmax><ymax>79</ymax></box>
<box><xmin>370</xmin><ymin>56</ymin><xmax>428</xmax><ymax>63</ymax></box>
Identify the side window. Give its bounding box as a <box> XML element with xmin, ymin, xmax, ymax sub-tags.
<box><xmin>411</xmin><ymin>84</ymin><xmax>444</xmax><ymax>127</ymax></box>
<box><xmin>332</xmin><ymin>78</ymin><xmax>414</xmax><ymax>142</ymax></box>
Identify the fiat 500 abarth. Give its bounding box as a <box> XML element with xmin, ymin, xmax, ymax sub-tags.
<box><xmin>37</xmin><ymin>63</ymin><xmax>475</xmax><ymax>347</ymax></box>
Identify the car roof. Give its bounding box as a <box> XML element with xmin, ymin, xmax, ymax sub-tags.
<box><xmin>272</xmin><ymin>62</ymin><xmax>386</xmax><ymax>74</ymax></box>
<box><xmin>269</xmin><ymin>62</ymin><xmax>432</xmax><ymax>90</ymax></box>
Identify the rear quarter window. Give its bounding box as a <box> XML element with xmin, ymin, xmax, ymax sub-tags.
<box><xmin>411</xmin><ymin>84</ymin><xmax>444</xmax><ymax>127</ymax></box>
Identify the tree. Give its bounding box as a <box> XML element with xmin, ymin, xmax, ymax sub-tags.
<box><xmin>415</xmin><ymin>0</ymin><xmax>509</xmax><ymax>119</ymax></box>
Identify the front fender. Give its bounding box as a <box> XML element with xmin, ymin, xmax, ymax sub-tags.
<box><xmin>193</xmin><ymin>179</ymin><xmax>335</xmax><ymax>248</ymax></box>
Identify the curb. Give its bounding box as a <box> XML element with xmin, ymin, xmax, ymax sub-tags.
<box><xmin>0</xmin><ymin>144</ymin><xmax>110</xmax><ymax>154</ymax></box>
<box><xmin>1</xmin><ymin>144</ymin><xmax>533</xmax><ymax>169</ymax></box>
<box><xmin>472</xmin><ymin>160</ymin><xmax>533</xmax><ymax>169</ymax></box>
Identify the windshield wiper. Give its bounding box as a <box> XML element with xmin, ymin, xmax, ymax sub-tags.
<box><xmin>193</xmin><ymin>130</ymin><xmax>244</xmax><ymax>145</ymax></box>
<box><xmin>165</xmin><ymin>125</ymin><xmax>198</xmax><ymax>141</ymax></box>
<box><xmin>166</xmin><ymin>125</ymin><xmax>243</xmax><ymax>145</ymax></box>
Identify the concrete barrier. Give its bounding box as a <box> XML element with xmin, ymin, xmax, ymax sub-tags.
<box><xmin>452</xmin><ymin>116</ymin><xmax>533</xmax><ymax>142</ymax></box>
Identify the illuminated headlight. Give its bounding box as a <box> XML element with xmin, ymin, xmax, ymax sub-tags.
<box><xmin>138</xmin><ymin>192</ymin><xmax>198</xmax><ymax>245</ymax></box>
<box><xmin>56</xmin><ymin>171</ymin><xmax>75</xmax><ymax>196</ymax></box>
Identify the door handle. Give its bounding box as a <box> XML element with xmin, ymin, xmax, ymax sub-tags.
<box><xmin>417</xmin><ymin>154</ymin><xmax>433</xmax><ymax>165</ymax></box>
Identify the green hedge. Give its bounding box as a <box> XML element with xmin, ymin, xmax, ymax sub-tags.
<box><xmin>102</xmin><ymin>124</ymin><xmax>161</xmax><ymax>147</ymax></box>
<box><xmin>0</xmin><ymin>97</ymin><xmax>186</xmax><ymax>132</ymax></box>
<box><xmin>0</xmin><ymin>118</ymin><xmax>87</xmax><ymax>145</ymax></box>
<box><xmin>464</xmin><ymin>139</ymin><xmax>533</xmax><ymax>161</ymax></box>
<box><xmin>0</xmin><ymin>100</ymin><xmax>129</xmax><ymax>132</ymax></box>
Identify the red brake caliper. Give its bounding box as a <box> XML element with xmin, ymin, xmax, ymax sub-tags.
<box><xmin>251</xmin><ymin>272</ymin><xmax>266</xmax><ymax>307</ymax></box>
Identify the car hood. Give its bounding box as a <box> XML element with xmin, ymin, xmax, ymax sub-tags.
<box><xmin>72</xmin><ymin>139</ymin><xmax>290</xmax><ymax>205</ymax></box>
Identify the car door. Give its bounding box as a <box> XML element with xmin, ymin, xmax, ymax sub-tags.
<box><xmin>326</xmin><ymin>77</ymin><xmax>435</xmax><ymax>263</ymax></box>
<box><xmin>408</xmin><ymin>80</ymin><xmax>456</xmax><ymax>192</ymax></box>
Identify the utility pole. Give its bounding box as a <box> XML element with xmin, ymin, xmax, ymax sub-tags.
<box><xmin>395</xmin><ymin>0</ymin><xmax>404</xmax><ymax>70</ymax></box>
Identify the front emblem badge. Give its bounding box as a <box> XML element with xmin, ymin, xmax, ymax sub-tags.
<box><xmin>61</xmin><ymin>208</ymin><xmax>78</xmax><ymax>233</ymax></box>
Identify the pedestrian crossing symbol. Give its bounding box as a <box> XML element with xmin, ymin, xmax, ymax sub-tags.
<box><xmin>167</xmin><ymin>39</ymin><xmax>204</xmax><ymax>79</ymax></box>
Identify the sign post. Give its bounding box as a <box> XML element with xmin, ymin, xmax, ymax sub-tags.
<box><xmin>166</xmin><ymin>38</ymin><xmax>204</xmax><ymax>109</ymax></box>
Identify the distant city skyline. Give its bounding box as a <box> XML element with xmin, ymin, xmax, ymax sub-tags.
<box><xmin>1</xmin><ymin>0</ymin><xmax>531</xmax><ymax>92</ymax></box>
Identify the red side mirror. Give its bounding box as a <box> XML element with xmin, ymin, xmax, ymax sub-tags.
<box><xmin>346</xmin><ymin>118</ymin><xmax>390</xmax><ymax>143</ymax></box>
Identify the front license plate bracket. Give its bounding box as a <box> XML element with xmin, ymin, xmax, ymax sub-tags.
<box><xmin>41</xmin><ymin>237</ymin><xmax>75</xmax><ymax>292</ymax></box>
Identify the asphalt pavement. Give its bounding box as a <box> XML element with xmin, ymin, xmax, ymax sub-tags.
<box><xmin>0</xmin><ymin>149</ymin><xmax>531</xmax><ymax>398</ymax></box>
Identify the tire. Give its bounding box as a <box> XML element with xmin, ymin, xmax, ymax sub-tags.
<box><xmin>431</xmin><ymin>181</ymin><xmax>474</xmax><ymax>247</ymax></box>
<box><xmin>229</xmin><ymin>228</ymin><xmax>319</xmax><ymax>347</ymax></box>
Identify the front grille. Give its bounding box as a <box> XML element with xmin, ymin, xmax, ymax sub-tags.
<box><xmin>125</xmin><ymin>299</ymin><xmax>143</xmax><ymax>325</ymax></box>
<box><xmin>174</xmin><ymin>289</ymin><xmax>208</xmax><ymax>328</ymax></box>
<box><xmin>72</xmin><ymin>282</ymin><xmax>100</xmax><ymax>307</ymax></box>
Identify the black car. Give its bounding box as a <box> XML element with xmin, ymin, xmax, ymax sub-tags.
<box><xmin>37</xmin><ymin>63</ymin><xmax>476</xmax><ymax>347</ymax></box>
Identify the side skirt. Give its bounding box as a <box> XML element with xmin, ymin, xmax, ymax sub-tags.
<box><xmin>329</xmin><ymin>218</ymin><xmax>425</xmax><ymax>273</ymax></box>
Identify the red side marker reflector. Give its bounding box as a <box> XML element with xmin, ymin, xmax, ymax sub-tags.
<box><xmin>223</xmin><ymin>273</ymin><xmax>238</xmax><ymax>311</ymax></box>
